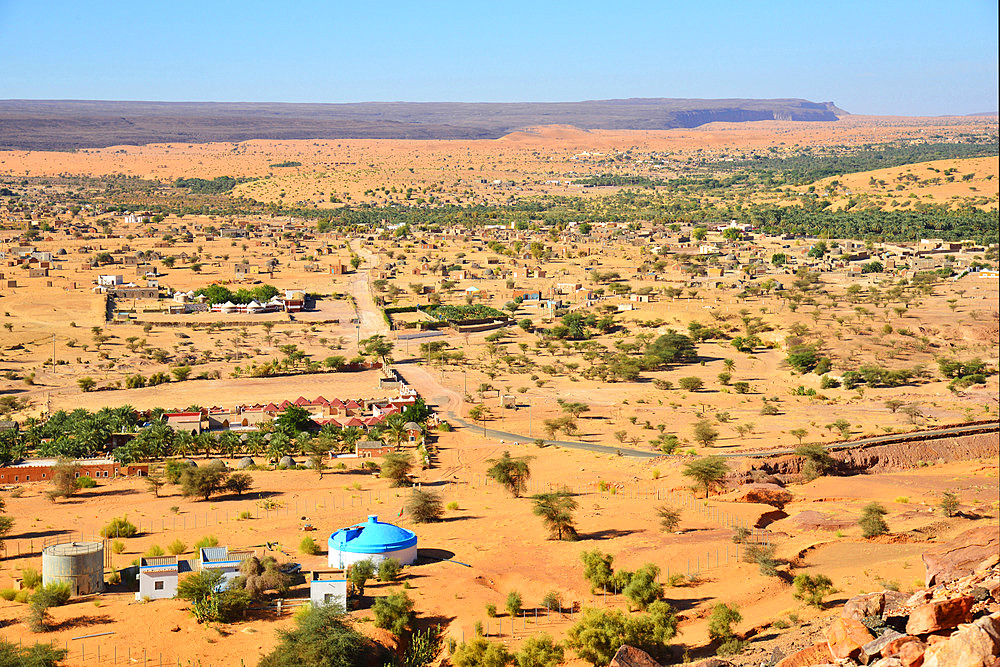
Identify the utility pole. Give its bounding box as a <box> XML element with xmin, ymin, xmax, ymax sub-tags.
<box><xmin>51</xmin><ymin>334</ymin><xmax>55</xmax><ymax>369</ymax></box>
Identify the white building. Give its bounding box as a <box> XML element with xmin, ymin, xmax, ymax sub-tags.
<box><xmin>309</xmin><ymin>570</ymin><xmax>349</xmax><ymax>610</ymax></box>
<box><xmin>199</xmin><ymin>546</ymin><xmax>255</xmax><ymax>590</ymax></box>
<box><xmin>136</xmin><ymin>556</ymin><xmax>186</xmax><ymax>600</ymax></box>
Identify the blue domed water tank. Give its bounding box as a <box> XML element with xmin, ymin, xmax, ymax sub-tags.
<box><xmin>328</xmin><ymin>515</ymin><xmax>418</xmax><ymax>568</ymax></box>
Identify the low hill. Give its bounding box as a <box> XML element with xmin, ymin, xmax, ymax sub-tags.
<box><xmin>0</xmin><ymin>98</ymin><xmax>845</xmax><ymax>150</ymax></box>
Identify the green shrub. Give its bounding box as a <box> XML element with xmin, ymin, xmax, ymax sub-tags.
<box><xmin>793</xmin><ymin>573</ymin><xmax>835</xmax><ymax>607</ymax></box>
<box><xmin>515</xmin><ymin>634</ymin><xmax>564</xmax><ymax>667</ymax></box>
<box><xmin>194</xmin><ymin>535</ymin><xmax>219</xmax><ymax>550</ymax></box>
<box><xmin>348</xmin><ymin>560</ymin><xmax>374</xmax><ymax>596</ymax></box>
<box><xmin>541</xmin><ymin>591</ymin><xmax>562</xmax><ymax>611</ymax></box>
<box><xmin>100</xmin><ymin>516</ymin><xmax>138</xmax><ymax>539</ymax></box>
<box><xmin>238</xmin><ymin>510</ymin><xmax>253</xmax><ymax>520</ymax></box>
<box><xmin>74</xmin><ymin>476</ymin><xmax>97</xmax><ymax>489</ymax></box>
<box><xmin>299</xmin><ymin>536</ymin><xmax>321</xmax><ymax>556</ymax></box>
<box><xmin>708</xmin><ymin>603</ymin><xmax>742</xmax><ymax>641</ymax></box>
<box><xmin>859</xmin><ymin>502</ymin><xmax>889</xmax><ymax>538</ymax></box>
<box><xmin>446</xmin><ymin>501</ymin><xmax>460</xmax><ymax>511</ymax></box>
<box><xmin>259</xmin><ymin>605</ymin><xmax>371</xmax><ymax>667</ymax></box>
<box><xmin>486</xmin><ymin>603</ymin><xmax>498</xmax><ymax>618</ymax></box>
<box><xmin>743</xmin><ymin>544</ymin><xmax>780</xmax><ymax>577</ymax></box>
<box><xmin>0</xmin><ymin>588</ymin><xmax>16</xmax><ymax>601</ymax></box>
<box><xmin>453</xmin><ymin>638</ymin><xmax>513</xmax><ymax>667</ymax></box>
<box><xmin>111</xmin><ymin>539</ymin><xmax>126</xmax><ymax>554</ymax></box>
<box><xmin>27</xmin><ymin>582</ymin><xmax>72</xmax><ymax>631</ymax></box>
<box><xmin>144</xmin><ymin>544</ymin><xmax>165</xmax><ymax>558</ymax></box>
<box><xmin>377</xmin><ymin>558</ymin><xmax>401</xmax><ymax>583</ymax></box>
<box><xmin>506</xmin><ymin>590</ymin><xmax>522</xmax><ymax>617</ymax></box>
<box><xmin>372</xmin><ymin>591</ymin><xmax>414</xmax><ymax>636</ymax></box>
<box><xmin>623</xmin><ymin>564</ymin><xmax>663</xmax><ymax>610</ymax></box>
<box><xmin>716</xmin><ymin>637</ymin><xmax>746</xmax><ymax>656</ymax></box>
<box><xmin>0</xmin><ymin>639</ymin><xmax>67</xmax><ymax>665</ymax></box>
<box><xmin>21</xmin><ymin>567</ymin><xmax>42</xmax><ymax>589</ymax></box>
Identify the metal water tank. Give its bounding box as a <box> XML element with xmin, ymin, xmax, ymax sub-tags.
<box><xmin>41</xmin><ymin>542</ymin><xmax>105</xmax><ymax>596</ymax></box>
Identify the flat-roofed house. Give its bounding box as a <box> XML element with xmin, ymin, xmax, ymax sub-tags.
<box><xmin>199</xmin><ymin>547</ymin><xmax>255</xmax><ymax>590</ymax></box>
<box><xmin>137</xmin><ymin>556</ymin><xmax>192</xmax><ymax>600</ymax></box>
<box><xmin>309</xmin><ymin>569</ymin><xmax>350</xmax><ymax>609</ymax></box>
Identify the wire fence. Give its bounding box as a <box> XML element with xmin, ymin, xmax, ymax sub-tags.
<box><xmin>0</xmin><ymin>476</ymin><xmax>769</xmax><ymax>664</ymax></box>
<box><xmin>3</xmin><ymin>477</ymin><xmax>769</xmax><ymax>565</ymax></box>
<box><xmin>0</xmin><ymin>632</ymin><xmax>241</xmax><ymax>666</ymax></box>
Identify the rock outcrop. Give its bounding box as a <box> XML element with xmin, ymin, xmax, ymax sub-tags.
<box><xmin>723</xmin><ymin>483</ymin><xmax>793</xmax><ymax>508</ymax></box>
<box><xmin>608</xmin><ymin>646</ymin><xmax>662</xmax><ymax>667</ymax></box>
<box><xmin>780</xmin><ymin>560</ymin><xmax>999</xmax><ymax>667</ymax></box>
<box><xmin>922</xmin><ymin>525</ymin><xmax>999</xmax><ymax>587</ymax></box>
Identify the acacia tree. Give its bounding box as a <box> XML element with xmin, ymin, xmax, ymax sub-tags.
<box><xmin>531</xmin><ymin>490</ymin><xmax>578</xmax><ymax>540</ymax></box>
<box><xmin>692</xmin><ymin>419</ymin><xmax>719</xmax><ymax>447</ymax></box>
<box><xmin>486</xmin><ymin>451</ymin><xmax>533</xmax><ymax>497</ymax></box>
<box><xmin>360</xmin><ymin>335</ymin><xmax>394</xmax><ymax>367</ymax></box>
<box><xmin>180</xmin><ymin>464</ymin><xmax>230</xmax><ymax>501</ymax></box>
<box><xmin>655</xmin><ymin>505</ymin><xmax>681</xmax><ymax>532</ymax></box>
<box><xmin>380</xmin><ymin>452</ymin><xmax>412</xmax><ymax>487</ymax></box>
<box><xmin>682</xmin><ymin>456</ymin><xmax>729</xmax><ymax>497</ymax></box>
<box><xmin>796</xmin><ymin>443</ymin><xmax>835</xmax><ymax>480</ymax></box>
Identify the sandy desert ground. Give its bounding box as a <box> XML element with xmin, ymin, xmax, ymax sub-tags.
<box><xmin>0</xmin><ymin>115</ymin><xmax>996</xmax><ymax>666</ymax></box>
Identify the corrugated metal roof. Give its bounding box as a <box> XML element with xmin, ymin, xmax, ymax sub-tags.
<box><xmin>200</xmin><ymin>546</ymin><xmax>229</xmax><ymax>562</ymax></box>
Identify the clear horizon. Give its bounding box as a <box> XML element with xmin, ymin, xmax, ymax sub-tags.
<box><xmin>0</xmin><ymin>0</ymin><xmax>996</xmax><ymax>116</ymax></box>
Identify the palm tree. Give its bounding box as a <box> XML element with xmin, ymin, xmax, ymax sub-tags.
<box><xmin>531</xmin><ymin>490</ymin><xmax>578</xmax><ymax>540</ymax></box>
<box><xmin>486</xmin><ymin>451</ymin><xmax>533</xmax><ymax>497</ymax></box>
<box><xmin>382</xmin><ymin>415</ymin><xmax>407</xmax><ymax>448</ymax></box>
<box><xmin>340</xmin><ymin>426</ymin><xmax>364</xmax><ymax>452</ymax></box>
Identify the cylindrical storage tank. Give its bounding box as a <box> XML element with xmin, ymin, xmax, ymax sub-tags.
<box><xmin>41</xmin><ymin>542</ymin><xmax>105</xmax><ymax>597</ymax></box>
<box><xmin>328</xmin><ymin>515</ymin><xmax>417</xmax><ymax>569</ymax></box>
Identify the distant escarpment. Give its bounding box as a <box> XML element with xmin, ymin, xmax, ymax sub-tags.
<box><xmin>746</xmin><ymin>430</ymin><xmax>999</xmax><ymax>478</ymax></box>
<box><xmin>0</xmin><ymin>97</ymin><xmax>845</xmax><ymax>150</ymax></box>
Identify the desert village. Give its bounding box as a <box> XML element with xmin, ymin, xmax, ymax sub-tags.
<box><xmin>0</xmin><ymin>116</ymin><xmax>996</xmax><ymax>667</ymax></box>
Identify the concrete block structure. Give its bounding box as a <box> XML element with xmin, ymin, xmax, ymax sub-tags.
<box><xmin>136</xmin><ymin>556</ymin><xmax>190</xmax><ymax>600</ymax></box>
<box><xmin>309</xmin><ymin>570</ymin><xmax>349</xmax><ymax>610</ymax></box>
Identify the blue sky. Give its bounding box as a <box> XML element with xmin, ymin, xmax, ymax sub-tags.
<box><xmin>0</xmin><ymin>0</ymin><xmax>996</xmax><ymax>115</ymax></box>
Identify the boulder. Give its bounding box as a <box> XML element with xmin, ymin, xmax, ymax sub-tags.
<box><xmin>861</xmin><ymin>629</ymin><xmax>906</xmax><ymax>664</ymax></box>
<box><xmin>906</xmin><ymin>596</ymin><xmax>975</xmax><ymax>635</ymax></box>
<box><xmin>885</xmin><ymin>636</ymin><xmax>925</xmax><ymax>658</ymax></box>
<box><xmin>725</xmin><ymin>483</ymin><xmax>794</xmax><ymax>508</ymax></box>
<box><xmin>922</xmin><ymin>525</ymin><xmax>999</xmax><ymax>587</ymax></box>
<box><xmin>896</xmin><ymin>641</ymin><xmax>926</xmax><ymax>667</ymax></box>
<box><xmin>923</xmin><ymin>613</ymin><xmax>1000</xmax><ymax>667</ymax></box>
<box><xmin>870</xmin><ymin>658</ymin><xmax>903</xmax><ymax>667</ymax></box>
<box><xmin>774</xmin><ymin>642</ymin><xmax>835</xmax><ymax>667</ymax></box>
<box><xmin>608</xmin><ymin>645</ymin><xmax>661</xmax><ymax>667</ymax></box>
<box><xmin>844</xmin><ymin>592</ymin><xmax>886</xmax><ymax>621</ymax></box>
<box><xmin>826</xmin><ymin>616</ymin><xmax>874</xmax><ymax>660</ymax></box>
<box><xmin>687</xmin><ymin>659</ymin><xmax>733</xmax><ymax>667</ymax></box>
<box><xmin>790</xmin><ymin>510</ymin><xmax>854</xmax><ymax>531</ymax></box>
<box><xmin>883</xmin><ymin>591</ymin><xmax>911</xmax><ymax>617</ymax></box>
